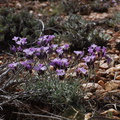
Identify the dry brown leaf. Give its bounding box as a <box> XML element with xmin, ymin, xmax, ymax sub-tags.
<box><xmin>101</xmin><ymin>108</ymin><xmax>120</xmax><ymax>115</ymax></box>
<box><xmin>95</xmin><ymin>89</ymin><xmax>106</xmax><ymax>95</ymax></box>
<box><xmin>114</xmin><ymin>55</ymin><xmax>120</xmax><ymax>61</ymax></box>
<box><xmin>84</xmin><ymin>92</ymin><xmax>93</xmax><ymax>100</ymax></box>
<box><xmin>84</xmin><ymin>113</ymin><xmax>92</xmax><ymax>120</ymax></box>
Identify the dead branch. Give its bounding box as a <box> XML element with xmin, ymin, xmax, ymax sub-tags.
<box><xmin>35</xmin><ymin>106</ymin><xmax>70</xmax><ymax>120</ymax></box>
<box><xmin>13</xmin><ymin>112</ymin><xmax>69</xmax><ymax>120</ymax></box>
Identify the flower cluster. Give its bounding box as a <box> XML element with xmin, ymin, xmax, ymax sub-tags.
<box><xmin>9</xmin><ymin>35</ymin><xmax>56</xmax><ymax>75</ymax></box>
<box><xmin>8</xmin><ymin>35</ymin><xmax>111</xmax><ymax>80</ymax></box>
<box><xmin>73</xmin><ymin>44</ymin><xmax>111</xmax><ymax>77</ymax></box>
<box><xmin>50</xmin><ymin>58</ymin><xmax>69</xmax><ymax>70</ymax></box>
<box><xmin>11</xmin><ymin>36</ymin><xmax>27</xmax><ymax>52</ymax></box>
<box><xmin>37</xmin><ymin>35</ymin><xmax>55</xmax><ymax>47</ymax></box>
<box><xmin>34</xmin><ymin>64</ymin><xmax>47</xmax><ymax>75</ymax></box>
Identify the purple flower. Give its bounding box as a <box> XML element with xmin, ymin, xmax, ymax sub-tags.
<box><xmin>95</xmin><ymin>46</ymin><xmax>101</xmax><ymax>52</ymax></box>
<box><xmin>56</xmin><ymin>69</ymin><xmax>65</xmax><ymax>76</ymax></box>
<box><xmin>48</xmin><ymin>44</ymin><xmax>58</xmax><ymax>54</ymax></box>
<box><xmin>61</xmin><ymin>58</ymin><xmax>69</xmax><ymax>66</ymax></box>
<box><xmin>61</xmin><ymin>44</ymin><xmax>69</xmax><ymax>50</ymax></box>
<box><xmin>34</xmin><ymin>64</ymin><xmax>46</xmax><ymax>75</ymax></box>
<box><xmin>35</xmin><ymin>47</ymin><xmax>49</xmax><ymax>59</ymax></box>
<box><xmin>50</xmin><ymin>58</ymin><xmax>69</xmax><ymax>70</ymax></box>
<box><xmin>20</xmin><ymin>60</ymin><xmax>33</xmax><ymax>66</ymax></box>
<box><xmin>106</xmin><ymin>56</ymin><xmax>112</xmax><ymax>64</ymax></box>
<box><xmin>8</xmin><ymin>62</ymin><xmax>18</xmax><ymax>70</ymax></box>
<box><xmin>83</xmin><ymin>55</ymin><xmax>96</xmax><ymax>62</ymax></box>
<box><xmin>20</xmin><ymin>38</ymin><xmax>27</xmax><ymax>45</ymax></box>
<box><xmin>51</xmin><ymin>44</ymin><xmax>58</xmax><ymax>50</ymax></box>
<box><xmin>74</xmin><ymin>51</ymin><xmax>84</xmax><ymax>56</ymax></box>
<box><xmin>56</xmin><ymin>69</ymin><xmax>65</xmax><ymax>80</ymax></box>
<box><xmin>17</xmin><ymin>46</ymin><xmax>23</xmax><ymax>51</ymax></box>
<box><xmin>34</xmin><ymin>64</ymin><xmax>47</xmax><ymax>71</ymax></box>
<box><xmin>88</xmin><ymin>48</ymin><xmax>94</xmax><ymax>54</ymax></box>
<box><xmin>23</xmin><ymin>47</ymin><xmax>36</xmax><ymax>56</ymax></box>
<box><xmin>90</xmin><ymin>44</ymin><xmax>97</xmax><ymax>48</ymax></box>
<box><xmin>103</xmin><ymin>3</ymin><xmax>109</xmax><ymax>7</ymax></box>
<box><xmin>20</xmin><ymin>60</ymin><xmax>33</xmax><ymax>73</ymax></box>
<box><xmin>36</xmin><ymin>46</ymin><xmax>49</xmax><ymax>53</ymax></box>
<box><xmin>41</xmin><ymin>46</ymin><xmax>49</xmax><ymax>53</ymax></box>
<box><xmin>16</xmin><ymin>38</ymin><xmax>27</xmax><ymax>45</ymax></box>
<box><xmin>102</xmin><ymin>46</ymin><xmax>106</xmax><ymax>52</ymax></box>
<box><xmin>83</xmin><ymin>55</ymin><xmax>96</xmax><ymax>68</ymax></box>
<box><xmin>12</xmin><ymin>36</ymin><xmax>19</xmax><ymax>41</ymax></box>
<box><xmin>12</xmin><ymin>37</ymin><xmax>27</xmax><ymax>46</ymax></box>
<box><xmin>83</xmin><ymin>56</ymin><xmax>91</xmax><ymax>63</ymax></box>
<box><xmin>89</xmin><ymin>55</ymin><xmax>96</xmax><ymax>61</ymax></box>
<box><xmin>11</xmin><ymin>45</ymin><xmax>17</xmax><ymax>52</ymax></box>
<box><xmin>88</xmin><ymin>44</ymin><xmax>99</xmax><ymax>55</ymax></box>
<box><xmin>37</xmin><ymin>35</ymin><xmax>55</xmax><ymax>46</ymax></box>
<box><xmin>76</xmin><ymin>67</ymin><xmax>87</xmax><ymax>74</ymax></box>
<box><xmin>48</xmin><ymin>35</ymin><xmax>55</xmax><ymax>40</ymax></box>
<box><xmin>102</xmin><ymin>46</ymin><xmax>107</xmax><ymax>57</ymax></box>
<box><xmin>56</xmin><ymin>48</ymin><xmax>63</xmax><ymax>55</ymax></box>
<box><xmin>112</xmin><ymin>0</ymin><xmax>116</xmax><ymax>3</ymax></box>
<box><xmin>50</xmin><ymin>58</ymin><xmax>62</xmax><ymax>67</ymax></box>
<box><xmin>38</xmin><ymin>35</ymin><xmax>55</xmax><ymax>42</ymax></box>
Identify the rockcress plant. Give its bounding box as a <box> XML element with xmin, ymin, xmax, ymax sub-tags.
<box><xmin>8</xmin><ymin>35</ymin><xmax>111</xmax><ymax>104</ymax></box>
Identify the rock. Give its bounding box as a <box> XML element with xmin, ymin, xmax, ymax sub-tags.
<box><xmin>91</xmin><ymin>75</ymin><xmax>107</xmax><ymax>82</ymax></box>
<box><xmin>97</xmin><ymin>70</ymin><xmax>108</xmax><ymax>77</ymax></box>
<box><xmin>107</xmin><ymin>49</ymin><xmax>115</xmax><ymax>54</ymax></box>
<box><xmin>82</xmin><ymin>83</ymin><xmax>103</xmax><ymax>92</ymax></box>
<box><xmin>98</xmin><ymin>80</ymin><xmax>105</xmax><ymax>87</ymax></box>
<box><xmin>99</xmin><ymin>60</ymin><xmax>109</xmax><ymax>69</ymax></box>
<box><xmin>116</xmin><ymin>75</ymin><xmax>120</xmax><ymax>80</ymax></box>
<box><xmin>104</xmin><ymin>81</ymin><xmax>119</xmax><ymax>91</ymax></box>
<box><xmin>115</xmin><ymin>64</ymin><xmax>120</xmax><ymax>71</ymax></box>
<box><xmin>106</xmin><ymin>67</ymin><xmax>115</xmax><ymax>73</ymax></box>
<box><xmin>78</xmin><ymin>62</ymin><xmax>88</xmax><ymax>68</ymax></box>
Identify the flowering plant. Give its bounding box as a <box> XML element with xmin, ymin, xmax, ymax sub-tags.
<box><xmin>8</xmin><ymin>35</ymin><xmax>111</xmax><ymax>105</ymax></box>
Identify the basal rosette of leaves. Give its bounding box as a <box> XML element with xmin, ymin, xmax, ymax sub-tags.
<box><xmin>8</xmin><ymin>35</ymin><xmax>111</xmax><ymax>106</ymax></box>
<box><xmin>62</xmin><ymin>15</ymin><xmax>111</xmax><ymax>51</ymax></box>
<box><xmin>90</xmin><ymin>0</ymin><xmax>120</xmax><ymax>13</ymax></box>
<box><xmin>61</xmin><ymin>0</ymin><xmax>91</xmax><ymax>15</ymax></box>
<box><xmin>0</xmin><ymin>7</ymin><xmax>42</xmax><ymax>46</ymax></box>
<box><xmin>106</xmin><ymin>11</ymin><xmax>120</xmax><ymax>28</ymax></box>
<box><xmin>61</xmin><ymin>0</ymin><xmax>120</xmax><ymax>15</ymax></box>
